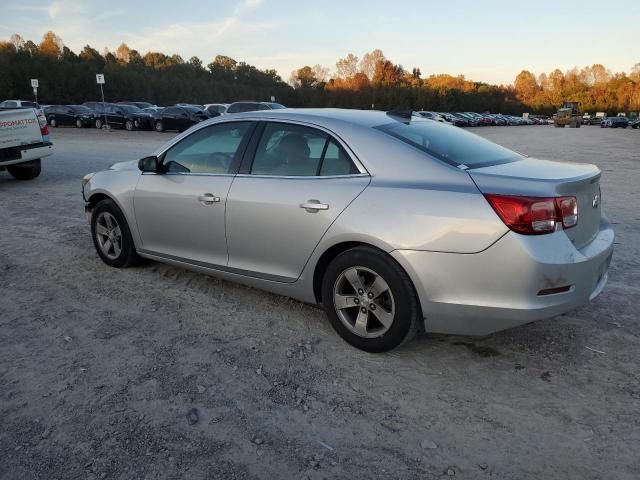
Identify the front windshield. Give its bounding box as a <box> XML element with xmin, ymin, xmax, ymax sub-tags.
<box><xmin>375</xmin><ymin>119</ymin><xmax>523</xmax><ymax>169</ymax></box>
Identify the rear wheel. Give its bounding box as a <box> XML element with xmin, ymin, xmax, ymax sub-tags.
<box><xmin>321</xmin><ymin>247</ymin><xmax>420</xmax><ymax>352</ymax></box>
<box><xmin>7</xmin><ymin>159</ymin><xmax>41</xmax><ymax>180</ymax></box>
<box><xmin>125</xmin><ymin>120</ymin><xmax>134</xmax><ymax>131</ymax></box>
<box><xmin>90</xmin><ymin>199</ymin><xmax>139</xmax><ymax>268</ymax></box>
<box><xmin>154</xmin><ymin>120</ymin><xmax>164</xmax><ymax>132</ymax></box>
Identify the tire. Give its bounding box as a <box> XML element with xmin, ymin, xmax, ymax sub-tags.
<box><xmin>49</xmin><ymin>118</ymin><xmax>57</xmax><ymax>128</ymax></box>
<box><xmin>90</xmin><ymin>199</ymin><xmax>139</xmax><ymax>268</ymax></box>
<box><xmin>125</xmin><ymin>120</ymin><xmax>134</xmax><ymax>131</ymax></box>
<box><xmin>95</xmin><ymin>118</ymin><xmax>103</xmax><ymax>129</ymax></box>
<box><xmin>75</xmin><ymin>118</ymin><xmax>83</xmax><ymax>128</ymax></box>
<box><xmin>155</xmin><ymin>120</ymin><xmax>164</xmax><ymax>132</ymax></box>
<box><xmin>321</xmin><ymin>246</ymin><xmax>420</xmax><ymax>352</ymax></box>
<box><xmin>7</xmin><ymin>159</ymin><xmax>41</xmax><ymax>180</ymax></box>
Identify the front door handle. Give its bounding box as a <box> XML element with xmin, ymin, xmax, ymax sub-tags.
<box><xmin>300</xmin><ymin>200</ymin><xmax>329</xmax><ymax>212</ymax></box>
<box><xmin>198</xmin><ymin>193</ymin><xmax>220</xmax><ymax>205</ymax></box>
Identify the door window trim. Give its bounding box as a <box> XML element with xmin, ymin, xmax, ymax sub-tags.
<box><xmin>238</xmin><ymin>120</ymin><xmax>369</xmax><ymax>178</ymax></box>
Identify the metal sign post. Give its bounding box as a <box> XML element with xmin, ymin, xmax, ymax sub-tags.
<box><xmin>30</xmin><ymin>79</ymin><xmax>39</xmax><ymax>104</ymax></box>
<box><xmin>96</xmin><ymin>74</ymin><xmax>107</xmax><ymax>129</ymax></box>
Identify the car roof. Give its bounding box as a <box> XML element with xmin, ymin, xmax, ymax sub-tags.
<box><xmin>225</xmin><ymin>108</ymin><xmax>405</xmax><ymax>129</ymax></box>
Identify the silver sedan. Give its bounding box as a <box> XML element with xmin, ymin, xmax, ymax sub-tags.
<box><xmin>82</xmin><ymin>109</ymin><xmax>614</xmax><ymax>352</ymax></box>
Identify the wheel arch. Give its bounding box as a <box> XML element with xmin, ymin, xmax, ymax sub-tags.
<box><xmin>312</xmin><ymin>241</ymin><xmax>422</xmax><ymax>316</ymax></box>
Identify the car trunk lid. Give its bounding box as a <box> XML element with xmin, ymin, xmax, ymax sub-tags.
<box><xmin>468</xmin><ymin>158</ymin><xmax>602</xmax><ymax>249</ymax></box>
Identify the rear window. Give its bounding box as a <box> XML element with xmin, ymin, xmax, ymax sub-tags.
<box><xmin>375</xmin><ymin>119</ymin><xmax>523</xmax><ymax>168</ymax></box>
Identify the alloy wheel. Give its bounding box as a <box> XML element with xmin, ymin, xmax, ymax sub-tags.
<box><xmin>333</xmin><ymin>266</ymin><xmax>395</xmax><ymax>338</ymax></box>
<box><xmin>95</xmin><ymin>212</ymin><xmax>122</xmax><ymax>260</ymax></box>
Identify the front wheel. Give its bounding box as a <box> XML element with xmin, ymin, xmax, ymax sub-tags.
<box><xmin>75</xmin><ymin>118</ymin><xmax>83</xmax><ymax>128</ymax></box>
<box><xmin>125</xmin><ymin>120</ymin><xmax>134</xmax><ymax>131</ymax></box>
<box><xmin>154</xmin><ymin>120</ymin><xmax>164</xmax><ymax>132</ymax></box>
<box><xmin>49</xmin><ymin>118</ymin><xmax>57</xmax><ymax>128</ymax></box>
<box><xmin>7</xmin><ymin>159</ymin><xmax>41</xmax><ymax>180</ymax></box>
<box><xmin>95</xmin><ymin>118</ymin><xmax>103</xmax><ymax>129</ymax></box>
<box><xmin>321</xmin><ymin>246</ymin><xmax>420</xmax><ymax>352</ymax></box>
<box><xmin>91</xmin><ymin>199</ymin><xmax>139</xmax><ymax>268</ymax></box>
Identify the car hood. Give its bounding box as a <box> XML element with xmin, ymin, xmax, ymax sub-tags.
<box><xmin>109</xmin><ymin>159</ymin><xmax>139</xmax><ymax>171</ymax></box>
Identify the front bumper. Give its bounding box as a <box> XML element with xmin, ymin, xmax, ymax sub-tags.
<box><xmin>392</xmin><ymin>220</ymin><xmax>614</xmax><ymax>335</ymax></box>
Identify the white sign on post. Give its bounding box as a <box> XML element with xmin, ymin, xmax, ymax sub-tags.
<box><xmin>96</xmin><ymin>74</ymin><xmax>105</xmax><ymax>84</ymax></box>
<box><xmin>270</xmin><ymin>96</ymin><xmax>276</xmax><ymax>102</ymax></box>
<box><xmin>30</xmin><ymin>78</ymin><xmax>39</xmax><ymax>88</ymax></box>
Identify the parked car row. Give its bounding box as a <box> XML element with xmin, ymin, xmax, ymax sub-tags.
<box><xmin>600</xmin><ymin>116</ymin><xmax>631</xmax><ymax>128</ymax></box>
<box><xmin>41</xmin><ymin>100</ymin><xmax>287</xmax><ymax>132</ymax></box>
<box><xmin>415</xmin><ymin>111</ymin><xmax>550</xmax><ymax>127</ymax></box>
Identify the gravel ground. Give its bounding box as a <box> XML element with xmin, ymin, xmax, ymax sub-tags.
<box><xmin>1</xmin><ymin>125</ymin><xmax>638</xmax><ymax>480</ymax></box>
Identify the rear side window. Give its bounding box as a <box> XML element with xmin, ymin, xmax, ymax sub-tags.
<box><xmin>375</xmin><ymin>119</ymin><xmax>523</xmax><ymax>168</ymax></box>
<box><xmin>251</xmin><ymin>123</ymin><xmax>358</xmax><ymax>176</ymax></box>
<box><xmin>162</xmin><ymin>122</ymin><xmax>251</xmax><ymax>174</ymax></box>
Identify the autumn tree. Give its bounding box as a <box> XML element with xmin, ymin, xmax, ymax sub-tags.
<box><xmin>311</xmin><ymin>64</ymin><xmax>330</xmax><ymax>84</ymax></box>
<box><xmin>115</xmin><ymin>43</ymin><xmax>131</xmax><ymax>63</ymax></box>
<box><xmin>335</xmin><ymin>53</ymin><xmax>359</xmax><ymax>79</ymax></box>
<box><xmin>39</xmin><ymin>31</ymin><xmax>62</xmax><ymax>57</ymax></box>
<box><xmin>10</xmin><ymin>33</ymin><xmax>24</xmax><ymax>51</ymax></box>
<box><xmin>372</xmin><ymin>59</ymin><xmax>404</xmax><ymax>86</ymax></box>
<box><xmin>79</xmin><ymin>45</ymin><xmax>103</xmax><ymax>64</ymax></box>
<box><xmin>514</xmin><ymin>70</ymin><xmax>539</xmax><ymax>103</ymax></box>
<box><xmin>290</xmin><ymin>66</ymin><xmax>318</xmax><ymax>88</ymax></box>
<box><xmin>359</xmin><ymin>49</ymin><xmax>385</xmax><ymax>80</ymax></box>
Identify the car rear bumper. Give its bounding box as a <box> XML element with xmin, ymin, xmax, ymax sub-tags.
<box><xmin>391</xmin><ymin>220</ymin><xmax>614</xmax><ymax>335</ymax></box>
<box><xmin>0</xmin><ymin>142</ymin><xmax>53</xmax><ymax>167</ymax></box>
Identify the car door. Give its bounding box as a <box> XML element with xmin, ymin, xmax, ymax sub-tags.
<box><xmin>177</xmin><ymin>109</ymin><xmax>193</xmax><ymax>131</ymax></box>
<box><xmin>161</xmin><ymin>107</ymin><xmax>178</xmax><ymax>130</ymax></box>
<box><xmin>225</xmin><ymin>121</ymin><xmax>370</xmax><ymax>282</ymax></box>
<box><xmin>64</xmin><ymin>108</ymin><xmax>75</xmax><ymax>125</ymax></box>
<box><xmin>134</xmin><ymin>121</ymin><xmax>254</xmax><ymax>267</ymax></box>
<box><xmin>112</xmin><ymin>106</ymin><xmax>126</xmax><ymax>128</ymax></box>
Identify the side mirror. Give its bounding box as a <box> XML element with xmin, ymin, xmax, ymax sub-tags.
<box><xmin>138</xmin><ymin>155</ymin><xmax>161</xmax><ymax>173</ymax></box>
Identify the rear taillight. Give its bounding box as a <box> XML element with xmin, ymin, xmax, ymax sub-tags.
<box><xmin>484</xmin><ymin>194</ymin><xmax>578</xmax><ymax>235</ymax></box>
<box><xmin>36</xmin><ymin>109</ymin><xmax>49</xmax><ymax>139</ymax></box>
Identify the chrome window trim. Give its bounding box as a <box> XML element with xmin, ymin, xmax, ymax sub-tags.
<box><xmin>248</xmin><ymin>118</ymin><xmax>368</xmax><ymax>175</ymax></box>
<box><xmin>154</xmin><ymin>117</ymin><xmax>369</xmax><ymax>175</ymax></box>
<box><xmin>141</xmin><ymin>172</ymin><xmax>236</xmax><ymax>178</ymax></box>
<box><xmin>234</xmin><ymin>173</ymin><xmax>370</xmax><ymax>180</ymax></box>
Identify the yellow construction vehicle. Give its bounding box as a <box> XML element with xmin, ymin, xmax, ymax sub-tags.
<box><xmin>554</xmin><ymin>101</ymin><xmax>581</xmax><ymax>128</ymax></box>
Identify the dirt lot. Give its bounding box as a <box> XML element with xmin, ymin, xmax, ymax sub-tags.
<box><xmin>1</xmin><ymin>125</ymin><xmax>638</xmax><ymax>480</ymax></box>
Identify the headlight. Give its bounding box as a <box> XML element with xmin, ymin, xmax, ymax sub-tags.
<box><xmin>82</xmin><ymin>172</ymin><xmax>95</xmax><ymax>187</ymax></box>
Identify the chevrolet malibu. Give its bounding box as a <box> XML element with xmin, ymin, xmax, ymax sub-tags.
<box><xmin>82</xmin><ymin>109</ymin><xmax>614</xmax><ymax>352</ymax></box>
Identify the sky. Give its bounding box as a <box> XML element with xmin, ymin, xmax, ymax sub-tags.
<box><xmin>1</xmin><ymin>0</ymin><xmax>638</xmax><ymax>85</ymax></box>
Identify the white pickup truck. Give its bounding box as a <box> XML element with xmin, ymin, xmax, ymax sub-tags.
<box><xmin>0</xmin><ymin>107</ymin><xmax>53</xmax><ymax>180</ymax></box>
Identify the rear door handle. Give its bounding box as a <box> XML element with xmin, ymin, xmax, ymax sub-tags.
<box><xmin>198</xmin><ymin>193</ymin><xmax>220</xmax><ymax>205</ymax></box>
<box><xmin>300</xmin><ymin>200</ymin><xmax>329</xmax><ymax>212</ymax></box>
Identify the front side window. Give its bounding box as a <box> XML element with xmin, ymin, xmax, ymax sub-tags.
<box><xmin>251</xmin><ymin>123</ymin><xmax>357</xmax><ymax>176</ymax></box>
<box><xmin>162</xmin><ymin>122</ymin><xmax>251</xmax><ymax>174</ymax></box>
<box><xmin>375</xmin><ymin>119</ymin><xmax>523</xmax><ymax>168</ymax></box>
